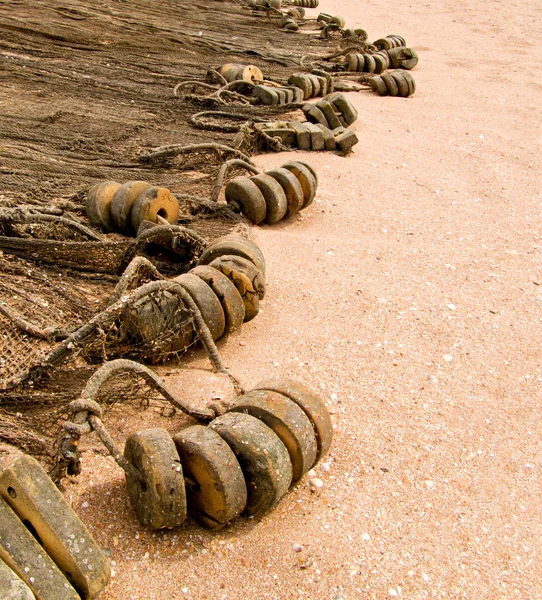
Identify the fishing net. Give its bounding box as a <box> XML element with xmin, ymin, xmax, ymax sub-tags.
<box><xmin>0</xmin><ymin>0</ymin><xmax>340</xmax><ymax>457</ymax></box>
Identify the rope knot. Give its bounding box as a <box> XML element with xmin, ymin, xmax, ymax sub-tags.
<box><xmin>68</xmin><ymin>398</ymin><xmax>104</xmax><ymax>419</ymax></box>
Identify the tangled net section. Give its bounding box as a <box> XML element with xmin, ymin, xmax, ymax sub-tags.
<box><xmin>0</xmin><ymin>0</ymin><xmax>420</xmax><ymax>465</ymax></box>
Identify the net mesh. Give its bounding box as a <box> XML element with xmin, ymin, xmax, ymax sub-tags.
<box><xmin>0</xmin><ymin>0</ymin><xmax>338</xmax><ymax>457</ymax></box>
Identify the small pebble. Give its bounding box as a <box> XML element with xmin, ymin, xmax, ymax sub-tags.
<box><xmin>443</xmin><ymin>354</ymin><xmax>453</xmax><ymax>362</ymax></box>
<box><xmin>389</xmin><ymin>589</ymin><xmax>398</xmax><ymax>597</ymax></box>
<box><xmin>320</xmin><ymin>462</ymin><xmax>331</xmax><ymax>472</ymax></box>
<box><xmin>293</xmin><ymin>543</ymin><xmax>303</xmax><ymax>553</ymax></box>
<box><xmin>428</xmin><ymin>375</ymin><xmax>439</xmax><ymax>384</ymax></box>
<box><xmin>361</xmin><ymin>533</ymin><xmax>370</xmax><ymax>541</ymax></box>
<box><xmin>310</xmin><ymin>478</ymin><xmax>323</xmax><ymax>489</ymax></box>
<box><xmin>307</xmin><ymin>469</ymin><xmax>317</xmax><ymax>478</ymax></box>
<box><xmin>81</xmin><ymin>501</ymin><xmax>89</xmax><ymax>509</ymax></box>
<box><xmin>239</xmin><ymin>341</ymin><xmax>246</xmax><ymax>346</ymax></box>
<box><xmin>446</xmin><ymin>303</ymin><xmax>456</xmax><ymax>310</ymax></box>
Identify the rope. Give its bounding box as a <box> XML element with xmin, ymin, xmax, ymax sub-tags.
<box><xmin>0</xmin><ymin>299</ymin><xmax>70</xmax><ymax>340</ymax></box>
<box><xmin>53</xmin><ymin>357</ymin><xmax>222</xmax><ymax>483</ymax></box>
<box><xmin>139</xmin><ymin>142</ymin><xmax>254</xmax><ymax>166</ymax></box>
<box><xmin>0</xmin><ymin>208</ymin><xmax>103</xmax><ymax>241</ymax></box>
<box><xmin>190</xmin><ymin>110</ymin><xmax>266</xmax><ymax>133</ymax></box>
<box><xmin>211</xmin><ymin>159</ymin><xmax>261</xmax><ymax>203</ymax></box>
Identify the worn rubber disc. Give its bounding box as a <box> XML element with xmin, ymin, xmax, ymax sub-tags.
<box><xmin>110</xmin><ymin>180</ymin><xmax>151</xmax><ymax>235</ymax></box>
<box><xmin>302</xmin><ymin>102</ymin><xmax>328</xmax><ymax>126</ymax></box>
<box><xmin>281</xmin><ymin>87</ymin><xmax>295</xmax><ymax>104</ymax></box>
<box><xmin>306</xmin><ymin>74</ymin><xmax>321</xmax><ymax>97</ymax></box>
<box><xmin>373</xmin><ymin>53</ymin><xmax>388</xmax><ymax>74</ymax></box>
<box><xmin>289</xmin><ymin>120</ymin><xmax>312</xmax><ymax>150</ymax></box>
<box><xmin>253</xmin><ymin>377</ymin><xmax>332</xmax><ymax>464</ymax></box>
<box><xmin>173</xmin><ymin>425</ymin><xmax>247</xmax><ymax>529</ymax></box>
<box><xmin>314</xmin><ymin>75</ymin><xmax>328</xmax><ymax>97</ymax></box>
<box><xmin>282</xmin><ymin>161</ymin><xmax>317</xmax><ymax>209</ymax></box>
<box><xmin>86</xmin><ymin>180</ymin><xmax>121</xmax><ymax>232</ymax></box>
<box><xmin>315</xmin><ymin>100</ymin><xmax>342</xmax><ymax>130</ymax></box>
<box><xmin>401</xmin><ymin>71</ymin><xmax>416</xmax><ymax>96</ymax></box>
<box><xmin>121</xmin><ymin>290</ymin><xmax>195</xmax><ymax>355</ymax></box>
<box><xmin>330</xmin><ymin>15</ymin><xmax>345</xmax><ymax>27</ymax></box>
<box><xmin>395</xmin><ymin>47</ymin><xmax>418</xmax><ymax>70</ymax></box>
<box><xmin>390</xmin><ymin>34</ymin><xmax>406</xmax><ymax>46</ymax></box>
<box><xmin>264</xmin><ymin>87</ymin><xmax>280</xmax><ymax>106</ymax></box>
<box><xmin>354</xmin><ymin>54</ymin><xmax>364</xmax><ymax>71</ymax></box>
<box><xmin>382</xmin><ymin>72</ymin><xmax>399</xmax><ymax>96</ymax></box>
<box><xmin>124</xmin><ymin>428</ymin><xmax>187</xmax><ymax>530</ymax></box>
<box><xmin>209</xmin><ymin>255</ymin><xmax>265</xmax><ymax>321</ymax></box>
<box><xmin>273</xmin><ymin>88</ymin><xmax>286</xmax><ymax>105</ymax></box>
<box><xmin>287</xmin><ymin>85</ymin><xmax>304</xmax><ymax>103</ymax></box>
<box><xmin>265</xmin><ymin>168</ymin><xmax>304</xmax><ymax>217</ymax></box>
<box><xmin>230</xmin><ymin>390</ymin><xmax>317</xmax><ymax>483</ymax></box>
<box><xmin>369</xmin><ymin>75</ymin><xmax>388</xmax><ymax>96</ymax></box>
<box><xmin>331</xmin><ymin>94</ymin><xmax>358</xmax><ymax>125</ymax></box>
<box><xmin>315</xmin><ymin>123</ymin><xmax>337</xmax><ymax>151</ymax></box>
<box><xmin>209</xmin><ymin>412</ymin><xmax>292</xmax><ymax>517</ymax></box>
<box><xmin>174</xmin><ymin>272</ymin><xmax>226</xmax><ymax>341</ymax></box>
<box><xmin>386</xmin><ymin>36</ymin><xmax>399</xmax><ymax>48</ymax></box>
<box><xmin>287</xmin><ymin>7</ymin><xmax>304</xmax><ymax>17</ymax></box>
<box><xmin>130</xmin><ymin>186</ymin><xmax>179</xmax><ymax>231</ymax></box>
<box><xmin>305</xmin><ymin>121</ymin><xmax>326</xmax><ymax>151</ymax></box>
<box><xmin>240</xmin><ymin>65</ymin><xmax>263</xmax><ymax>82</ymax></box>
<box><xmin>295</xmin><ymin>160</ymin><xmax>318</xmax><ymax>186</ymax></box>
<box><xmin>363</xmin><ymin>54</ymin><xmax>376</xmax><ymax>73</ymax></box>
<box><xmin>288</xmin><ymin>74</ymin><xmax>311</xmax><ymax>100</ymax></box>
<box><xmin>219</xmin><ymin>63</ymin><xmax>242</xmax><ymax>82</ymax></box>
<box><xmin>190</xmin><ymin>265</ymin><xmax>245</xmax><ymax>334</ymax></box>
<box><xmin>390</xmin><ymin>70</ymin><xmax>410</xmax><ymax>97</ymax></box>
<box><xmin>279</xmin><ymin>15</ymin><xmax>294</xmax><ymax>27</ymax></box>
<box><xmin>373</xmin><ymin>37</ymin><xmax>393</xmax><ymax>50</ymax></box>
<box><xmin>197</xmin><ymin>235</ymin><xmax>266</xmax><ymax>277</ymax></box>
<box><xmin>249</xmin><ymin>173</ymin><xmax>288</xmax><ymax>225</ymax></box>
<box><xmin>387</xmin><ymin>46</ymin><xmax>401</xmax><ymax>69</ymax></box>
<box><xmin>346</xmin><ymin>53</ymin><xmax>358</xmax><ymax>72</ymax></box>
<box><xmin>225</xmin><ymin>177</ymin><xmax>267</xmax><ymax>225</ymax></box>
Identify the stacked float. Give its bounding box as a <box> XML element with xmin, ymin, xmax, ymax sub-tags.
<box><xmin>0</xmin><ymin>454</ymin><xmax>110</xmax><ymax>600</ymax></box>
<box><xmin>124</xmin><ymin>377</ymin><xmax>332</xmax><ymax>529</ymax></box>
<box><xmin>87</xmin><ymin>180</ymin><xmax>179</xmax><ymax>235</ymax></box>
<box><xmin>182</xmin><ymin>234</ymin><xmax>267</xmax><ymax>329</ymax></box>
<box><xmin>219</xmin><ymin>63</ymin><xmax>263</xmax><ymax>83</ymax></box>
<box><xmin>122</xmin><ymin>234</ymin><xmax>268</xmax><ymax>358</ymax></box>
<box><xmin>343</xmin><ymin>34</ymin><xmax>419</xmax><ymax>98</ymax></box>
<box><xmin>224</xmin><ymin>161</ymin><xmax>317</xmax><ymax>225</ymax></box>
<box><xmin>288</xmin><ymin>70</ymin><xmax>334</xmax><ymax>100</ymax></box>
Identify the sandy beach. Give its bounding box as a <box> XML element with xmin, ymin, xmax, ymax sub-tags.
<box><xmin>47</xmin><ymin>0</ymin><xmax>542</xmax><ymax>597</ymax></box>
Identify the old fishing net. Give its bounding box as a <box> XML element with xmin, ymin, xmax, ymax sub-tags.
<box><xmin>0</xmin><ymin>0</ymin><xmax>342</xmax><ymax>457</ymax></box>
